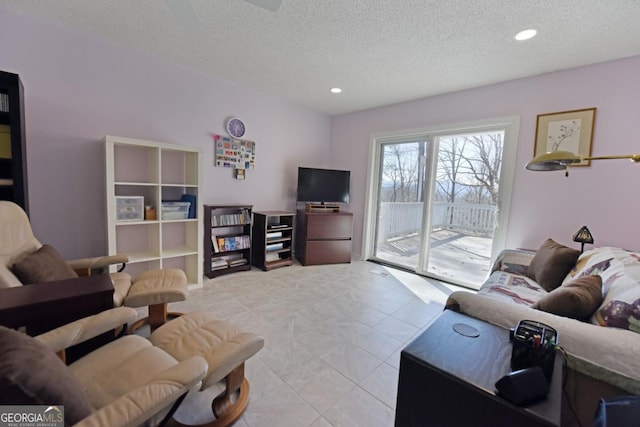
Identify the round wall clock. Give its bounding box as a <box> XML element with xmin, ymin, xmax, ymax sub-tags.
<box><xmin>226</xmin><ymin>117</ymin><xmax>246</xmax><ymax>138</ymax></box>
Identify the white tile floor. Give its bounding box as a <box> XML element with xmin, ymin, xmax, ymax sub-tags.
<box><xmin>167</xmin><ymin>260</ymin><xmax>466</xmax><ymax>427</ymax></box>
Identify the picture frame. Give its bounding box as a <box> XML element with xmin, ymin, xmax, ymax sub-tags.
<box><xmin>534</xmin><ymin>108</ymin><xmax>596</xmax><ymax>167</ymax></box>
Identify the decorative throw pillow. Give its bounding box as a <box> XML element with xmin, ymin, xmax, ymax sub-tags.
<box><xmin>0</xmin><ymin>326</ymin><xmax>93</xmax><ymax>425</ymax></box>
<box><xmin>11</xmin><ymin>244</ymin><xmax>78</xmax><ymax>285</ymax></box>
<box><xmin>595</xmin><ymin>298</ymin><xmax>640</xmax><ymax>332</ymax></box>
<box><xmin>526</xmin><ymin>239</ymin><xmax>581</xmax><ymax>292</ymax></box>
<box><xmin>532</xmin><ymin>275</ymin><xmax>603</xmax><ymax>320</ymax></box>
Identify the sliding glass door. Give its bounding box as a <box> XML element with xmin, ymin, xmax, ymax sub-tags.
<box><xmin>372</xmin><ymin>139</ymin><xmax>428</xmax><ymax>272</ymax></box>
<box><xmin>366</xmin><ymin>118</ymin><xmax>518</xmax><ymax>289</ymax></box>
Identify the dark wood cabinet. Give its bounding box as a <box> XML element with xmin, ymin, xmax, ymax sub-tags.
<box><xmin>0</xmin><ymin>70</ymin><xmax>28</xmax><ymax>214</ymax></box>
<box><xmin>296</xmin><ymin>210</ymin><xmax>353</xmax><ymax>265</ymax></box>
<box><xmin>204</xmin><ymin>204</ymin><xmax>252</xmax><ymax>278</ymax></box>
<box><xmin>252</xmin><ymin>211</ymin><xmax>295</xmax><ymax>271</ymax></box>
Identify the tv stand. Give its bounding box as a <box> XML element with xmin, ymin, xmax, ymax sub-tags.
<box><xmin>305</xmin><ymin>203</ymin><xmax>341</xmax><ymax>213</ymax></box>
<box><xmin>296</xmin><ymin>209</ymin><xmax>353</xmax><ymax>265</ymax></box>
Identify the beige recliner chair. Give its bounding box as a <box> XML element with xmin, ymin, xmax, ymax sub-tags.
<box><xmin>0</xmin><ymin>306</ymin><xmax>265</xmax><ymax>427</ymax></box>
<box><xmin>0</xmin><ymin>201</ymin><xmax>187</xmax><ymax>332</ymax></box>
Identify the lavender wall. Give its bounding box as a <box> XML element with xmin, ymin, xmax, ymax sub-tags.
<box><xmin>332</xmin><ymin>55</ymin><xmax>640</xmax><ymax>256</ymax></box>
<box><xmin>2</xmin><ymin>4</ymin><xmax>639</xmax><ymax>262</ymax></box>
<box><xmin>0</xmin><ymin>6</ymin><xmax>330</xmax><ymax>258</ymax></box>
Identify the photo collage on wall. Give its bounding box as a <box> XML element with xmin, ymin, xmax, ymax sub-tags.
<box><xmin>215</xmin><ymin>136</ymin><xmax>256</xmax><ymax>170</ymax></box>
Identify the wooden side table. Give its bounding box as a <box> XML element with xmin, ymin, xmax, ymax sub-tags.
<box><xmin>0</xmin><ymin>275</ymin><xmax>114</xmax><ymax>361</ymax></box>
<box><xmin>395</xmin><ymin>310</ymin><xmax>562</xmax><ymax>427</ymax></box>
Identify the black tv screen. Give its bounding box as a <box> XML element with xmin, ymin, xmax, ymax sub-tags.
<box><xmin>297</xmin><ymin>167</ymin><xmax>350</xmax><ymax>203</ymax></box>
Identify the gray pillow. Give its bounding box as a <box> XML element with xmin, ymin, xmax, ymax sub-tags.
<box><xmin>526</xmin><ymin>239</ymin><xmax>580</xmax><ymax>292</ymax></box>
<box><xmin>12</xmin><ymin>244</ymin><xmax>78</xmax><ymax>285</ymax></box>
<box><xmin>532</xmin><ymin>275</ymin><xmax>603</xmax><ymax>320</ymax></box>
<box><xmin>0</xmin><ymin>326</ymin><xmax>93</xmax><ymax>426</ymax></box>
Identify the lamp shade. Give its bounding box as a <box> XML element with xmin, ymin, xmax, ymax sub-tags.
<box><xmin>526</xmin><ymin>151</ymin><xmax>583</xmax><ymax>171</ymax></box>
<box><xmin>573</xmin><ymin>226</ymin><xmax>594</xmax><ymax>244</ymax></box>
<box><xmin>526</xmin><ymin>151</ymin><xmax>640</xmax><ymax>172</ymax></box>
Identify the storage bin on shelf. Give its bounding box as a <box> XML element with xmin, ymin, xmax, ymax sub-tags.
<box><xmin>161</xmin><ymin>201</ymin><xmax>190</xmax><ymax>220</ymax></box>
<box><xmin>116</xmin><ymin>196</ymin><xmax>144</xmax><ymax>221</ymax></box>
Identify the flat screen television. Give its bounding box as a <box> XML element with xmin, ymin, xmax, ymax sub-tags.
<box><xmin>297</xmin><ymin>167</ymin><xmax>350</xmax><ymax>203</ymax></box>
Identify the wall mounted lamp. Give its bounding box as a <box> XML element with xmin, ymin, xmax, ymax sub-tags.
<box><xmin>526</xmin><ymin>151</ymin><xmax>640</xmax><ymax>177</ymax></box>
<box><xmin>573</xmin><ymin>225</ymin><xmax>594</xmax><ymax>253</ymax></box>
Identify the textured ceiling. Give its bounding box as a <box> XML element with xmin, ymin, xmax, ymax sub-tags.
<box><xmin>3</xmin><ymin>0</ymin><xmax>640</xmax><ymax>115</ymax></box>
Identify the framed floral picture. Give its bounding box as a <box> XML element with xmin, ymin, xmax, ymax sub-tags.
<box><xmin>534</xmin><ymin>108</ymin><xmax>596</xmax><ymax>167</ymax></box>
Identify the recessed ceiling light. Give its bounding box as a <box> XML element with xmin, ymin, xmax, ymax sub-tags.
<box><xmin>330</xmin><ymin>88</ymin><xmax>342</xmax><ymax>94</ymax></box>
<box><xmin>514</xmin><ymin>29</ymin><xmax>537</xmax><ymax>41</ymax></box>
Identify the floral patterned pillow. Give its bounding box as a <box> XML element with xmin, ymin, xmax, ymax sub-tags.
<box><xmin>573</xmin><ymin>247</ymin><xmax>640</xmax><ymax>332</ymax></box>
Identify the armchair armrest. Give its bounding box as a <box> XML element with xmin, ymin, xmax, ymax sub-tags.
<box><xmin>73</xmin><ymin>356</ymin><xmax>208</xmax><ymax>427</ymax></box>
<box><xmin>36</xmin><ymin>307</ymin><xmax>137</xmax><ymax>353</ymax></box>
<box><xmin>68</xmin><ymin>254</ymin><xmax>129</xmax><ymax>276</ymax></box>
<box><xmin>0</xmin><ymin>275</ymin><xmax>114</xmax><ymax>334</ymax></box>
<box><xmin>490</xmin><ymin>248</ymin><xmax>536</xmax><ymax>275</ymax></box>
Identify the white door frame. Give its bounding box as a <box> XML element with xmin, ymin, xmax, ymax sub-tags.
<box><xmin>362</xmin><ymin>116</ymin><xmax>520</xmax><ymax>274</ymax></box>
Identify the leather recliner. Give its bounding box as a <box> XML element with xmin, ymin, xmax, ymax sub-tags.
<box><xmin>0</xmin><ymin>201</ymin><xmax>187</xmax><ymax>332</ymax></box>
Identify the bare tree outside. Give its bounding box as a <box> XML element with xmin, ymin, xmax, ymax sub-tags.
<box><xmin>381</xmin><ymin>142</ymin><xmax>425</xmax><ymax>202</ymax></box>
<box><xmin>435</xmin><ymin>132</ymin><xmax>503</xmax><ymax>205</ymax></box>
<box><xmin>435</xmin><ymin>137</ymin><xmax>467</xmax><ymax>203</ymax></box>
<box><xmin>379</xmin><ymin>133</ymin><xmax>502</xmax><ymax>207</ymax></box>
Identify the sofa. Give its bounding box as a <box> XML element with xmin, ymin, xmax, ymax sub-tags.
<box><xmin>446</xmin><ymin>240</ymin><xmax>640</xmax><ymax>427</ymax></box>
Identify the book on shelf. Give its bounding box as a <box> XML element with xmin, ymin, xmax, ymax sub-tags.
<box><xmin>214</xmin><ymin>235</ymin><xmax>250</xmax><ymax>252</ymax></box>
<box><xmin>211</xmin><ymin>208</ymin><xmax>252</xmax><ymax>227</ymax></box>
<box><xmin>269</xmin><ymin>224</ymin><xmax>288</xmax><ymax>229</ymax></box>
<box><xmin>211</xmin><ymin>258</ymin><xmax>228</xmax><ymax>269</ymax></box>
<box><xmin>0</xmin><ymin>93</ymin><xmax>8</xmax><ymax>113</ymax></box>
<box><xmin>211</xmin><ymin>253</ymin><xmax>248</xmax><ymax>269</ymax></box>
<box><xmin>229</xmin><ymin>258</ymin><xmax>248</xmax><ymax>267</ymax></box>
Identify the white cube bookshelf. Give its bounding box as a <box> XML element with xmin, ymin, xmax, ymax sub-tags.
<box><xmin>105</xmin><ymin>135</ymin><xmax>203</xmax><ymax>288</ymax></box>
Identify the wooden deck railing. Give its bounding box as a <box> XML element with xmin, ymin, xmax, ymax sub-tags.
<box><xmin>377</xmin><ymin>202</ymin><xmax>496</xmax><ymax>243</ymax></box>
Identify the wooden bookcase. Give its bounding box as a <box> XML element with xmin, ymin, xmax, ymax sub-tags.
<box><xmin>0</xmin><ymin>71</ymin><xmax>28</xmax><ymax>214</ymax></box>
<box><xmin>105</xmin><ymin>135</ymin><xmax>202</xmax><ymax>288</ymax></box>
<box><xmin>204</xmin><ymin>204</ymin><xmax>253</xmax><ymax>278</ymax></box>
<box><xmin>252</xmin><ymin>211</ymin><xmax>295</xmax><ymax>271</ymax></box>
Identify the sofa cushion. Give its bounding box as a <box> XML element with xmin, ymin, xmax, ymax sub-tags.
<box><xmin>526</xmin><ymin>239</ymin><xmax>580</xmax><ymax>292</ymax></box>
<box><xmin>0</xmin><ymin>326</ymin><xmax>93</xmax><ymax>425</ymax></box>
<box><xmin>478</xmin><ymin>271</ymin><xmax>545</xmax><ymax>306</ymax></box>
<box><xmin>563</xmin><ymin>247</ymin><xmax>617</xmax><ymax>285</ymax></box>
<box><xmin>532</xmin><ymin>275</ymin><xmax>603</xmax><ymax>321</ymax></box>
<box><xmin>11</xmin><ymin>244</ymin><xmax>78</xmax><ymax>285</ymax></box>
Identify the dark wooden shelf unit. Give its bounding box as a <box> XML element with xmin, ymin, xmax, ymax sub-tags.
<box><xmin>252</xmin><ymin>211</ymin><xmax>295</xmax><ymax>271</ymax></box>
<box><xmin>204</xmin><ymin>204</ymin><xmax>252</xmax><ymax>278</ymax></box>
<box><xmin>0</xmin><ymin>70</ymin><xmax>28</xmax><ymax>213</ymax></box>
<box><xmin>296</xmin><ymin>210</ymin><xmax>353</xmax><ymax>265</ymax></box>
